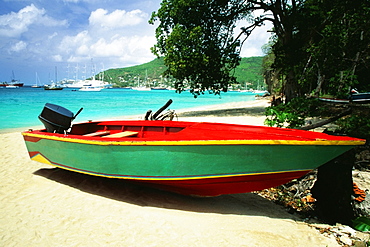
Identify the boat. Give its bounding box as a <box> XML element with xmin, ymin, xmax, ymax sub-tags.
<box><xmin>3</xmin><ymin>80</ymin><xmax>24</xmax><ymax>87</ymax></box>
<box><xmin>22</xmin><ymin>102</ymin><xmax>365</xmax><ymax>196</ymax></box>
<box><xmin>5</xmin><ymin>85</ymin><xmax>19</xmax><ymax>89</ymax></box>
<box><xmin>151</xmin><ymin>87</ymin><xmax>168</xmax><ymax>91</ymax></box>
<box><xmin>318</xmin><ymin>97</ymin><xmax>350</xmax><ymax>104</ymax></box>
<box><xmin>319</xmin><ymin>89</ymin><xmax>370</xmax><ymax>104</ymax></box>
<box><xmin>79</xmin><ymin>85</ymin><xmax>102</xmax><ymax>91</ymax></box>
<box><xmin>132</xmin><ymin>72</ymin><xmax>151</xmax><ymax>91</ymax></box>
<box><xmin>31</xmin><ymin>72</ymin><xmax>42</xmax><ymax>88</ymax></box>
<box><xmin>132</xmin><ymin>86</ymin><xmax>151</xmax><ymax>91</ymax></box>
<box><xmin>1</xmin><ymin>79</ymin><xmax>24</xmax><ymax>87</ymax></box>
<box><xmin>44</xmin><ymin>83</ymin><xmax>63</xmax><ymax>90</ymax></box>
<box><xmin>7</xmin><ymin>71</ymin><xmax>24</xmax><ymax>87</ymax></box>
<box><xmin>62</xmin><ymin>79</ymin><xmax>111</xmax><ymax>89</ymax></box>
<box><xmin>350</xmin><ymin>89</ymin><xmax>370</xmax><ymax>103</ymax></box>
<box><xmin>44</xmin><ymin>67</ymin><xmax>63</xmax><ymax>90</ymax></box>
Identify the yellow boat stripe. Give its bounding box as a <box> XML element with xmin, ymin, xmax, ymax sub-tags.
<box><xmin>23</xmin><ymin>132</ymin><xmax>365</xmax><ymax>146</ymax></box>
<box><xmin>31</xmin><ymin>153</ymin><xmax>52</xmax><ymax>165</ymax></box>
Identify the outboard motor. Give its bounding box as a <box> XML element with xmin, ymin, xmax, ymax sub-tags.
<box><xmin>39</xmin><ymin>103</ymin><xmax>83</xmax><ymax>133</ymax></box>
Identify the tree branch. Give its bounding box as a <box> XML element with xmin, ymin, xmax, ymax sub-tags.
<box><xmin>299</xmin><ymin>108</ymin><xmax>352</xmax><ymax>130</ymax></box>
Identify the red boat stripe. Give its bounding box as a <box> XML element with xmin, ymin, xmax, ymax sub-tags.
<box><xmin>23</xmin><ymin>135</ymin><xmax>42</xmax><ymax>143</ymax></box>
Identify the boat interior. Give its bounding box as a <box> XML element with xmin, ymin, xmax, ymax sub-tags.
<box><xmin>69</xmin><ymin>121</ymin><xmax>190</xmax><ymax>138</ymax></box>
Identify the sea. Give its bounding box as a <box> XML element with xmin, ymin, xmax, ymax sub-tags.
<box><xmin>0</xmin><ymin>87</ymin><xmax>260</xmax><ymax>133</ymax></box>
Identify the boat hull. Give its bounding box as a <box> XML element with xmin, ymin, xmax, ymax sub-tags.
<box><xmin>23</xmin><ymin>123</ymin><xmax>361</xmax><ymax>196</ymax></box>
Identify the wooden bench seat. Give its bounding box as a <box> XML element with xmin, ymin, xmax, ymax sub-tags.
<box><xmin>101</xmin><ymin>131</ymin><xmax>139</xmax><ymax>138</ymax></box>
<box><xmin>83</xmin><ymin>131</ymin><xmax>110</xmax><ymax>137</ymax></box>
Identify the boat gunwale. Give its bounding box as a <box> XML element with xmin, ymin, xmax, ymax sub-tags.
<box><xmin>22</xmin><ymin>131</ymin><xmax>365</xmax><ymax>146</ymax></box>
<box><xmin>22</xmin><ymin>120</ymin><xmax>366</xmax><ymax>146</ymax></box>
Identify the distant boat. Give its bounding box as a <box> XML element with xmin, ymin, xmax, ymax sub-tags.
<box><xmin>6</xmin><ymin>71</ymin><xmax>24</xmax><ymax>87</ymax></box>
<box><xmin>1</xmin><ymin>79</ymin><xmax>24</xmax><ymax>87</ymax></box>
<box><xmin>44</xmin><ymin>67</ymin><xmax>63</xmax><ymax>90</ymax></box>
<box><xmin>62</xmin><ymin>79</ymin><xmax>111</xmax><ymax>89</ymax></box>
<box><xmin>132</xmin><ymin>86</ymin><xmax>151</xmax><ymax>91</ymax></box>
<box><xmin>2</xmin><ymin>80</ymin><xmax>24</xmax><ymax>87</ymax></box>
<box><xmin>151</xmin><ymin>87</ymin><xmax>168</xmax><ymax>90</ymax></box>
<box><xmin>31</xmin><ymin>72</ymin><xmax>42</xmax><ymax>88</ymax></box>
<box><xmin>5</xmin><ymin>85</ymin><xmax>19</xmax><ymax>89</ymax></box>
<box><xmin>79</xmin><ymin>85</ymin><xmax>102</xmax><ymax>92</ymax></box>
<box><xmin>132</xmin><ymin>71</ymin><xmax>151</xmax><ymax>91</ymax></box>
<box><xmin>44</xmin><ymin>83</ymin><xmax>63</xmax><ymax>90</ymax></box>
<box><xmin>253</xmin><ymin>90</ymin><xmax>269</xmax><ymax>95</ymax></box>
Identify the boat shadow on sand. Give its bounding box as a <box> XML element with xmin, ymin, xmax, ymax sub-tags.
<box><xmin>34</xmin><ymin>167</ymin><xmax>300</xmax><ymax>220</ymax></box>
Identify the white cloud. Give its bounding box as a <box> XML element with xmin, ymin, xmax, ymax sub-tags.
<box><xmin>59</xmin><ymin>30</ymin><xmax>91</xmax><ymax>54</ymax></box>
<box><xmin>89</xmin><ymin>8</ymin><xmax>147</xmax><ymax>29</ymax></box>
<box><xmin>48</xmin><ymin>32</ymin><xmax>58</xmax><ymax>40</ymax></box>
<box><xmin>10</xmin><ymin>41</ymin><xmax>27</xmax><ymax>52</ymax></box>
<box><xmin>52</xmin><ymin>54</ymin><xmax>63</xmax><ymax>62</ymax></box>
<box><xmin>55</xmin><ymin>8</ymin><xmax>155</xmax><ymax>65</ymax></box>
<box><xmin>0</xmin><ymin>4</ymin><xmax>67</xmax><ymax>38</ymax></box>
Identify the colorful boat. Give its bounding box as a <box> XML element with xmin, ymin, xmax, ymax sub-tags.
<box><xmin>319</xmin><ymin>89</ymin><xmax>370</xmax><ymax>104</ymax></box>
<box><xmin>350</xmin><ymin>90</ymin><xmax>370</xmax><ymax>103</ymax></box>
<box><xmin>22</xmin><ymin>103</ymin><xmax>366</xmax><ymax>196</ymax></box>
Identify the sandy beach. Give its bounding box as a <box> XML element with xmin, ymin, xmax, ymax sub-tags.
<box><xmin>1</xmin><ymin>99</ymin><xmax>341</xmax><ymax>246</ymax></box>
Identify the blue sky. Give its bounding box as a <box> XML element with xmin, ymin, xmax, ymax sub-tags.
<box><xmin>0</xmin><ymin>0</ymin><xmax>271</xmax><ymax>85</ymax></box>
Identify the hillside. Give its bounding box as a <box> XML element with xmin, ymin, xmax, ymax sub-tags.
<box><xmin>99</xmin><ymin>56</ymin><xmax>264</xmax><ymax>90</ymax></box>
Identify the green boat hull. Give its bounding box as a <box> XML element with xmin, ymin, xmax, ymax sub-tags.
<box><xmin>25</xmin><ymin>137</ymin><xmax>351</xmax><ymax>179</ymax></box>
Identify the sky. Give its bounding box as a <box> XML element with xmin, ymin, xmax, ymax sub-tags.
<box><xmin>0</xmin><ymin>0</ymin><xmax>272</xmax><ymax>85</ymax></box>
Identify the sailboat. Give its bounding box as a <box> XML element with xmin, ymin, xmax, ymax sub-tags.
<box><xmin>31</xmin><ymin>72</ymin><xmax>42</xmax><ymax>88</ymax></box>
<box><xmin>132</xmin><ymin>71</ymin><xmax>151</xmax><ymax>91</ymax></box>
<box><xmin>44</xmin><ymin>67</ymin><xmax>63</xmax><ymax>90</ymax></box>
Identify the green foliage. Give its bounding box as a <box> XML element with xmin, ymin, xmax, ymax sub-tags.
<box><xmin>233</xmin><ymin>57</ymin><xmax>264</xmax><ymax>89</ymax></box>
<box><xmin>336</xmin><ymin>115</ymin><xmax>370</xmax><ymax>140</ymax></box>
<box><xmin>150</xmin><ymin>0</ymin><xmax>251</xmax><ymax>96</ymax></box>
<box><xmin>262</xmin><ymin>0</ymin><xmax>370</xmax><ymax>101</ymax></box>
<box><xmin>301</xmin><ymin>0</ymin><xmax>370</xmax><ymax>97</ymax></box>
<box><xmin>265</xmin><ymin>97</ymin><xmax>370</xmax><ymax>140</ymax></box>
<box><xmin>98</xmin><ymin>58</ymin><xmax>167</xmax><ymax>88</ymax></box>
<box><xmin>98</xmin><ymin>57</ymin><xmax>264</xmax><ymax>90</ymax></box>
<box><xmin>264</xmin><ymin>97</ymin><xmax>323</xmax><ymax>128</ymax></box>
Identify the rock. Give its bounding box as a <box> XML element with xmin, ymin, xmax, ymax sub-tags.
<box><xmin>339</xmin><ymin>235</ymin><xmax>353</xmax><ymax>246</ymax></box>
<box><xmin>353</xmin><ymin>240</ymin><xmax>367</xmax><ymax>247</ymax></box>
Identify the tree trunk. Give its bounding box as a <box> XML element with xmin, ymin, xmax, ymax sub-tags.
<box><xmin>284</xmin><ymin>70</ymin><xmax>298</xmax><ymax>103</ymax></box>
<box><xmin>311</xmin><ymin>149</ymin><xmax>355</xmax><ymax>225</ymax></box>
<box><xmin>314</xmin><ymin>67</ymin><xmax>325</xmax><ymax>97</ymax></box>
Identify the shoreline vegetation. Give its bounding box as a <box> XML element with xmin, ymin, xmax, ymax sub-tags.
<box><xmin>2</xmin><ymin>98</ymin><xmax>367</xmax><ymax>246</ymax></box>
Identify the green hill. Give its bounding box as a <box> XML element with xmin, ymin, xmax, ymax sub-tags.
<box><xmin>100</xmin><ymin>56</ymin><xmax>264</xmax><ymax>90</ymax></box>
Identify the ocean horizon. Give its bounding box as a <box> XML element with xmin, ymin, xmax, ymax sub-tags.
<box><xmin>0</xmin><ymin>87</ymin><xmax>261</xmax><ymax>133</ymax></box>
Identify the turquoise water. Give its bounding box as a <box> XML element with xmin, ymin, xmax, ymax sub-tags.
<box><xmin>0</xmin><ymin>87</ymin><xmax>258</xmax><ymax>132</ymax></box>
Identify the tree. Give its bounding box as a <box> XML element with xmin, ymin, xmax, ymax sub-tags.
<box><xmin>150</xmin><ymin>0</ymin><xmax>253</xmax><ymax>96</ymax></box>
<box><xmin>265</xmin><ymin>0</ymin><xmax>370</xmax><ymax>100</ymax></box>
<box><xmin>150</xmin><ymin>0</ymin><xmax>318</xmax><ymax>101</ymax></box>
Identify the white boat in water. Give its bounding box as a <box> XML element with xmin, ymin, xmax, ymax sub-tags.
<box><xmin>79</xmin><ymin>86</ymin><xmax>102</xmax><ymax>92</ymax></box>
<box><xmin>132</xmin><ymin>86</ymin><xmax>151</xmax><ymax>91</ymax></box>
<box><xmin>61</xmin><ymin>79</ymin><xmax>111</xmax><ymax>89</ymax></box>
<box><xmin>5</xmin><ymin>85</ymin><xmax>19</xmax><ymax>89</ymax></box>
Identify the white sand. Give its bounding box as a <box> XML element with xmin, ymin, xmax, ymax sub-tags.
<box><xmin>0</xmin><ymin>99</ymin><xmax>340</xmax><ymax>247</ymax></box>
